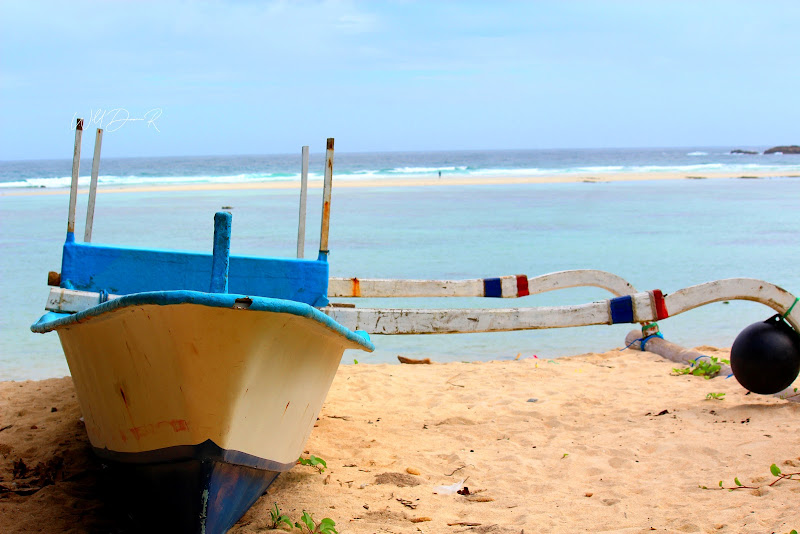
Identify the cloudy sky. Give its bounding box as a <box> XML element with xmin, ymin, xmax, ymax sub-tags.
<box><xmin>1</xmin><ymin>0</ymin><xmax>798</xmax><ymax>159</ymax></box>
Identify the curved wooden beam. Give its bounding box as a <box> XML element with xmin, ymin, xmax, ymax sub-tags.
<box><xmin>323</xmin><ymin>278</ymin><xmax>798</xmax><ymax>335</ymax></box>
<box><xmin>664</xmin><ymin>278</ymin><xmax>799</xmax><ymax>332</ymax></box>
<box><xmin>328</xmin><ymin>269</ymin><xmax>637</xmax><ymax>299</ymax></box>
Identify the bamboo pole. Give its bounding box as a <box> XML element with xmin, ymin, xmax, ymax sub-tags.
<box><xmin>318</xmin><ymin>138</ymin><xmax>334</xmax><ymax>261</ymax></box>
<box><xmin>84</xmin><ymin>128</ymin><xmax>103</xmax><ymax>242</ymax></box>
<box><xmin>67</xmin><ymin>118</ymin><xmax>83</xmax><ymax>236</ymax></box>
<box><xmin>297</xmin><ymin>145</ymin><xmax>309</xmax><ymax>258</ymax></box>
<box><xmin>625</xmin><ymin>329</ymin><xmax>799</xmax><ymax>402</ymax></box>
<box><xmin>624</xmin><ymin>329</ymin><xmax>732</xmax><ymax>374</ymax></box>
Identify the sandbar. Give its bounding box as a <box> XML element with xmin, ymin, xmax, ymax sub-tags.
<box><xmin>2</xmin><ymin>170</ymin><xmax>798</xmax><ymax>197</ymax></box>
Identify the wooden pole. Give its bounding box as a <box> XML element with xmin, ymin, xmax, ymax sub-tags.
<box><xmin>84</xmin><ymin>128</ymin><xmax>103</xmax><ymax>242</ymax></box>
<box><xmin>624</xmin><ymin>329</ymin><xmax>732</xmax><ymax>374</ymax></box>
<box><xmin>624</xmin><ymin>329</ymin><xmax>798</xmax><ymax>402</ymax></box>
<box><xmin>297</xmin><ymin>145</ymin><xmax>309</xmax><ymax>258</ymax></box>
<box><xmin>318</xmin><ymin>138</ymin><xmax>334</xmax><ymax>262</ymax></box>
<box><xmin>67</xmin><ymin>118</ymin><xmax>83</xmax><ymax>236</ymax></box>
<box><xmin>210</xmin><ymin>212</ymin><xmax>232</xmax><ymax>294</ymax></box>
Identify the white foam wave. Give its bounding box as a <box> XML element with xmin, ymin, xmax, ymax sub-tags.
<box><xmin>687</xmin><ymin>151</ymin><xmax>708</xmax><ymax>156</ymax></box>
<box><xmin>387</xmin><ymin>166</ymin><xmax>462</xmax><ymax>174</ymax></box>
<box><xmin>0</xmin><ymin>172</ymin><xmax>324</xmax><ymax>189</ymax></box>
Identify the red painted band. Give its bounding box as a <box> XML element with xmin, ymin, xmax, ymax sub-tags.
<box><xmin>516</xmin><ymin>275</ymin><xmax>530</xmax><ymax>297</ymax></box>
<box><xmin>652</xmin><ymin>289</ymin><xmax>669</xmax><ymax>320</ymax></box>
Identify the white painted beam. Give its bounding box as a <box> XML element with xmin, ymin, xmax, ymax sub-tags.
<box><xmin>329</xmin><ymin>270</ymin><xmax>637</xmax><ymax>298</ymax></box>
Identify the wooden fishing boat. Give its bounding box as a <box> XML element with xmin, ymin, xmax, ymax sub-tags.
<box><xmin>33</xmin><ymin>125</ymin><xmax>373</xmax><ymax>533</ymax></box>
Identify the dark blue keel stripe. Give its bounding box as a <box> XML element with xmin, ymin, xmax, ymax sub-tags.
<box><xmin>609</xmin><ymin>295</ymin><xmax>634</xmax><ymax>324</ymax></box>
<box><xmin>93</xmin><ymin>439</ymin><xmax>296</xmax><ymax>472</ymax></box>
<box><xmin>483</xmin><ymin>278</ymin><xmax>502</xmax><ymax>297</ymax></box>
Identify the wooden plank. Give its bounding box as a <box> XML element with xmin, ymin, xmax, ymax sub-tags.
<box><xmin>296</xmin><ymin>145</ymin><xmax>309</xmax><ymax>258</ymax></box>
<box><xmin>323</xmin><ymin>301</ymin><xmax>614</xmax><ymax>334</ymax></box>
<box><xmin>329</xmin><ymin>270</ymin><xmax>638</xmax><ymax>298</ymax></box>
<box><xmin>46</xmin><ymin>287</ymin><xmax>119</xmax><ymax>313</ymax></box>
<box><xmin>84</xmin><ymin>128</ymin><xmax>103</xmax><ymax>242</ymax></box>
<box><xmin>67</xmin><ymin>118</ymin><xmax>83</xmax><ymax>235</ymax></box>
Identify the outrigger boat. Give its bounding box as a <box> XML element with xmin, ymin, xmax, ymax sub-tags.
<box><xmin>34</xmin><ymin>122</ymin><xmax>800</xmax><ymax>533</ymax></box>
<box><xmin>33</xmin><ymin>124</ymin><xmax>373</xmax><ymax>532</ymax></box>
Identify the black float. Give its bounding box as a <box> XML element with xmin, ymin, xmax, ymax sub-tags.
<box><xmin>730</xmin><ymin>314</ymin><xmax>800</xmax><ymax>394</ymax></box>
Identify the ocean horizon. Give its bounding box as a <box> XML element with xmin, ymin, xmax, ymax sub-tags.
<box><xmin>2</xmin><ymin>146</ymin><xmax>799</xmax><ymax>381</ymax></box>
<box><xmin>3</xmin><ymin>146</ymin><xmax>800</xmax><ymax>190</ymax></box>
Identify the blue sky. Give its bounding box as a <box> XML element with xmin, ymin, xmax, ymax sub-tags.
<box><xmin>1</xmin><ymin>0</ymin><xmax>798</xmax><ymax>160</ymax></box>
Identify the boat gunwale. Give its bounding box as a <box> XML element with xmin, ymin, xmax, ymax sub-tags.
<box><xmin>30</xmin><ymin>289</ymin><xmax>374</xmax><ymax>351</ymax></box>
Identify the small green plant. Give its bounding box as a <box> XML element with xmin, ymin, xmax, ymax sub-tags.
<box><xmin>705</xmin><ymin>392</ymin><xmax>726</xmax><ymax>400</ymax></box>
<box><xmin>269</xmin><ymin>503</ymin><xmax>293</xmax><ymax>530</ymax></box>
<box><xmin>700</xmin><ymin>463</ymin><xmax>800</xmax><ymax>490</ymax></box>
<box><xmin>297</xmin><ymin>454</ymin><xmax>327</xmax><ymax>473</ymax></box>
<box><xmin>769</xmin><ymin>463</ymin><xmax>800</xmax><ymax>486</ymax></box>
<box><xmin>673</xmin><ymin>356</ymin><xmax>729</xmax><ymax>379</ymax></box>
<box><xmin>295</xmin><ymin>511</ymin><xmax>338</xmax><ymax>534</ymax></box>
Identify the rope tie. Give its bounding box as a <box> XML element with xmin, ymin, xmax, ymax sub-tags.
<box><xmin>640</xmin><ymin>332</ymin><xmax>663</xmax><ymax>352</ymax></box>
<box><xmin>783</xmin><ymin>297</ymin><xmax>799</xmax><ymax>319</ymax></box>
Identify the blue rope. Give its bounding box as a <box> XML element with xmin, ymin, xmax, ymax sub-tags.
<box><xmin>623</xmin><ymin>337</ymin><xmax>643</xmax><ymax>350</ymax></box>
<box><xmin>640</xmin><ymin>332</ymin><xmax>664</xmax><ymax>351</ymax></box>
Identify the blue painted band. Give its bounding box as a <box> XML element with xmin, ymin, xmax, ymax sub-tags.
<box><xmin>609</xmin><ymin>295</ymin><xmax>634</xmax><ymax>324</ymax></box>
<box><xmin>483</xmin><ymin>277</ymin><xmax>502</xmax><ymax>298</ymax></box>
<box><xmin>31</xmin><ymin>290</ymin><xmax>374</xmax><ymax>352</ymax></box>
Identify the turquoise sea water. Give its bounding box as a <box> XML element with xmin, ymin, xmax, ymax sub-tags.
<box><xmin>1</xmin><ymin>148</ymin><xmax>799</xmax><ymax>380</ymax></box>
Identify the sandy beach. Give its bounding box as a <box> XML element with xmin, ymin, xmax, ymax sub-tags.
<box><xmin>2</xmin><ymin>169</ymin><xmax>798</xmax><ymax>197</ymax></box>
<box><xmin>1</xmin><ymin>347</ymin><xmax>798</xmax><ymax>533</ymax></box>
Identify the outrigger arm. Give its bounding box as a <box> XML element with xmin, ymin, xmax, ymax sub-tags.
<box><xmin>44</xmin><ymin>273</ymin><xmax>798</xmax><ymax>336</ymax></box>
<box><xmin>322</xmin><ymin>276</ymin><xmax>799</xmax><ymax>335</ymax></box>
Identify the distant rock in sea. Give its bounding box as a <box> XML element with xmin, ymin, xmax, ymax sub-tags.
<box><xmin>730</xmin><ymin>149</ymin><xmax>758</xmax><ymax>155</ymax></box>
<box><xmin>764</xmin><ymin>145</ymin><xmax>800</xmax><ymax>154</ymax></box>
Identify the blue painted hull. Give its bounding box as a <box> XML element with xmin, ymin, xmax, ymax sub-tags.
<box><xmin>97</xmin><ymin>440</ymin><xmax>286</xmax><ymax>533</ymax></box>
